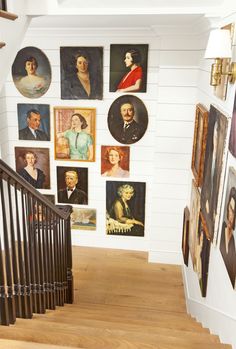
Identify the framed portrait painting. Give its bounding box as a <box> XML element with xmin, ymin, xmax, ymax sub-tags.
<box><xmin>106</xmin><ymin>181</ymin><xmax>145</xmax><ymax>237</ymax></box>
<box><xmin>54</xmin><ymin>107</ymin><xmax>96</xmax><ymax>162</ymax></box>
<box><xmin>71</xmin><ymin>208</ymin><xmax>96</xmax><ymax>230</ymax></box>
<box><xmin>191</xmin><ymin>103</ymin><xmax>209</xmax><ymax>187</ymax></box>
<box><xmin>182</xmin><ymin>207</ymin><xmax>190</xmax><ymax>266</ymax></box>
<box><xmin>200</xmin><ymin>105</ymin><xmax>229</xmax><ymax>242</ymax></box>
<box><xmin>18</xmin><ymin>103</ymin><xmax>50</xmax><ymax>141</ymax></box>
<box><xmin>60</xmin><ymin>46</ymin><xmax>103</xmax><ymax>100</ymax></box>
<box><xmin>229</xmin><ymin>86</ymin><xmax>236</xmax><ymax>157</ymax></box>
<box><xmin>107</xmin><ymin>94</ymin><xmax>148</xmax><ymax>145</ymax></box>
<box><xmin>109</xmin><ymin>44</ymin><xmax>148</xmax><ymax>93</ymax></box>
<box><xmin>189</xmin><ymin>179</ymin><xmax>201</xmax><ymax>269</ymax></box>
<box><xmin>101</xmin><ymin>145</ymin><xmax>130</xmax><ymax>178</ymax></box>
<box><xmin>12</xmin><ymin>46</ymin><xmax>51</xmax><ymax>98</ymax></box>
<box><xmin>219</xmin><ymin>167</ymin><xmax>236</xmax><ymax>288</ymax></box>
<box><xmin>195</xmin><ymin>212</ymin><xmax>211</xmax><ymax>297</ymax></box>
<box><xmin>56</xmin><ymin>166</ymin><xmax>88</xmax><ymax>205</ymax></box>
<box><xmin>15</xmin><ymin>147</ymin><xmax>50</xmax><ymax>189</ymax></box>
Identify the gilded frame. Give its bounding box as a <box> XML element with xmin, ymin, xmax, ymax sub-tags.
<box><xmin>191</xmin><ymin>103</ymin><xmax>209</xmax><ymax>187</ymax></box>
<box><xmin>54</xmin><ymin>106</ymin><xmax>96</xmax><ymax>162</ymax></box>
<box><xmin>182</xmin><ymin>206</ymin><xmax>190</xmax><ymax>266</ymax></box>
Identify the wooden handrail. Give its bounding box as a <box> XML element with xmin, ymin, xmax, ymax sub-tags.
<box><xmin>0</xmin><ymin>10</ymin><xmax>18</xmax><ymax>20</ymax></box>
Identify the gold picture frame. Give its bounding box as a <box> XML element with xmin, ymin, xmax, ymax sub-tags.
<box><xmin>191</xmin><ymin>103</ymin><xmax>209</xmax><ymax>187</ymax></box>
<box><xmin>54</xmin><ymin>106</ymin><xmax>96</xmax><ymax>162</ymax></box>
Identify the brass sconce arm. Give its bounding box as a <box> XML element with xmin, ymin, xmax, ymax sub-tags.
<box><xmin>210</xmin><ymin>59</ymin><xmax>236</xmax><ymax>86</ymax></box>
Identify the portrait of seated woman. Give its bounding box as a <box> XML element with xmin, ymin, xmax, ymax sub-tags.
<box><xmin>60</xmin><ymin>46</ymin><xmax>103</xmax><ymax>100</ymax></box>
<box><xmin>12</xmin><ymin>46</ymin><xmax>51</xmax><ymax>99</ymax></box>
<box><xmin>15</xmin><ymin>147</ymin><xmax>50</xmax><ymax>189</ymax></box>
<box><xmin>101</xmin><ymin>146</ymin><xmax>130</xmax><ymax>178</ymax></box>
<box><xmin>106</xmin><ymin>181</ymin><xmax>146</xmax><ymax>236</ymax></box>
<box><xmin>109</xmin><ymin>44</ymin><xmax>148</xmax><ymax>93</ymax></box>
<box><xmin>54</xmin><ymin>107</ymin><xmax>96</xmax><ymax>162</ymax></box>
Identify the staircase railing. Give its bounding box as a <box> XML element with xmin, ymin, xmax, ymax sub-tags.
<box><xmin>0</xmin><ymin>159</ymin><xmax>73</xmax><ymax>325</ymax></box>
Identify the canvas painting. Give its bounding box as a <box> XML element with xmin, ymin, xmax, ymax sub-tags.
<box><xmin>182</xmin><ymin>207</ymin><xmax>190</xmax><ymax>266</ymax></box>
<box><xmin>219</xmin><ymin>167</ymin><xmax>236</xmax><ymax>288</ymax></box>
<box><xmin>229</xmin><ymin>87</ymin><xmax>236</xmax><ymax>157</ymax></box>
<box><xmin>191</xmin><ymin>104</ymin><xmax>209</xmax><ymax>187</ymax></box>
<box><xmin>107</xmin><ymin>95</ymin><xmax>148</xmax><ymax>145</ymax></box>
<box><xmin>12</xmin><ymin>46</ymin><xmax>51</xmax><ymax>98</ymax></box>
<box><xmin>60</xmin><ymin>46</ymin><xmax>103</xmax><ymax>100</ymax></box>
<box><xmin>101</xmin><ymin>145</ymin><xmax>130</xmax><ymax>178</ymax></box>
<box><xmin>195</xmin><ymin>212</ymin><xmax>211</xmax><ymax>297</ymax></box>
<box><xmin>109</xmin><ymin>44</ymin><xmax>148</xmax><ymax>93</ymax></box>
<box><xmin>15</xmin><ymin>147</ymin><xmax>50</xmax><ymax>189</ymax></box>
<box><xmin>71</xmin><ymin>208</ymin><xmax>96</xmax><ymax>230</ymax></box>
<box><xmin>54</xmin><ymin>107</ymin><xmax>95</xmax><ymax>161</ymax></box>
<box><xmin>201</xmin><ymin>105</ymin><xmax>229</xmax><ymax>242</ymax></box>
<box><xmin>18</xmin><ymin>103</ymin><xmax>50</xmax><ymax>141</ymax></box>
<box><xmin>106</xmin><ymin>181</ymin><xmax>145</xmax><ymax>237</ymax></box>
<box><xmin>189</xmin><ymin>179</ymin><xmax>201</xmax><ymax>269</ymax></box>
<box><xmin>57</xmin><ymin>166</ymin><xmax>88</xmax><ymax>205</ymax></box>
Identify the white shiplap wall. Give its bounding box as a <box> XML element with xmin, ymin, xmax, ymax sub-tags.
<box><xmin>2</xmin><ymin>23</ymin><xmax>202</xmax><ymax>262</ymax></box>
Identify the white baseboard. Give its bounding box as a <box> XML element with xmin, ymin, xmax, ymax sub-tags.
<box><xmin>148</xmin><ymin>250</ymin><xmax>182</xmax><ymax>264</ymax></box>
<box><xmin>182</xmin><ymin>267</ymin><xmax>236</xmax><ymax>348</ymax></box>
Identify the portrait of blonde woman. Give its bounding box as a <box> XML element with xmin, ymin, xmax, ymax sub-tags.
<box><xmin>101</xmin><ymin>146</ymin><xmax>130</xmax><ymax>178</ymax></box>
<box><xmin>60</xmin><ymin>47</ymin><xmax>103</xmax><ymax>100</ymax></box>
<box><xmin>12</xmin><ymin>46</ymin><xmax>51</xmax><ymax>98</ymax></box>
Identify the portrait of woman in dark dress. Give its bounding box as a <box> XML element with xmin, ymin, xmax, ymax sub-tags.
<box><xmin>18</xmin><ymin>151</ymin><xmax>45</xmax><ymax>189</ymax></box>
<box><xmin>60</xmin><ymin>47</ymin><xmax>103</xmax><ymax>100</ymax></box>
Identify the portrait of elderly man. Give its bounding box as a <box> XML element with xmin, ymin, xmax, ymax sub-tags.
<box><xmin>57</xmin><ymin>168</ymin><xmax>88</xmax><ymax>205</ymax></box>
<box><xmin>18</xmin><ymin>108</ymin><xmax>49</xmax><ymax>141</ymax></box>
<box><xmin>107</xmin><ymin>95</ymin><xmax>148</xmax><ymax>145</ymax></box>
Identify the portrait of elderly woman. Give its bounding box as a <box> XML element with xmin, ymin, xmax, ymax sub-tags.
<box><xmin>15</xmin><ymin>147</ymin><xmax>50</xmax><ymax>189</ymax></box>
<box><xmin>60</xmin><ymin>46</ymin><xmax>103</xmax><ymax>100</ymax></box>
<box><xmin>12</xmin><ymin>46</ymin><xmax>51</xmax><ymax>98</ymax></box>
<box><xmin>54</xmin><ymin>107</ymin><xmax>95</xmax><ymax>162</ymax></box>
<box><xmin>110</xmin><ymin>44</ymin><xmax>148</xmax><ymax>93</ymax></box>
<box><xmin>220</xmin><ymin>167</ymin><xmax>236</xmax><ymax>288</ymax></box>
<box><xmin>106</xmin><ymin>181</ymin><xmax>145</xmax><ymax>236</ymax></box>
<box><xmin>101</xmin><ymin>145</ymin><xmax>130</xmax><ymax>178</ymax></box>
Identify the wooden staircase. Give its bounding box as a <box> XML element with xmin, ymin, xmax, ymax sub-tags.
<box><xmin>0</xmin><ymin>246</ymin><xmax>231</xmax><ymax>349</ymax></box>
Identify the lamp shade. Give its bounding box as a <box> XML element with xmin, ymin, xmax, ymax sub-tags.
<box><xmin>204</xmin><ymin>29</ymin><xmax>232</xmax><ymax>59</ymax></box>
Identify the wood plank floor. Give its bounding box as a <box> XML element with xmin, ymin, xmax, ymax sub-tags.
<box><xmin>0</xmin><ymin>246</ymin><xmax>231</xmax><ymax>349</ymax></box>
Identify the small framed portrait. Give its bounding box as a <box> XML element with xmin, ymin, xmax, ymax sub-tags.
<box><xmin>54</xmin><ymin>107</ymin><xmax>96</xmax><ymax>162</ymax></box>
<box><xmin>101</xmin><ymin>145</ymin><xmax>130</xmax><ymax>178</ymax></box>
<box><xmin>109</xmin><ymin>44</ymin><xmax>148</xmax><ymax>93</ymax></box>
<box><xmin>60</xmin><ymin>46</ymin><xmax>103</xmax><ymax>100</ymax></box>
<box><xmin>229</xmin><ymin>87</ymin><xmax>236</xmax><ymax>157</ymax></box>
<box><xmin>15</xmin><ymin>147</ymin><xmax>50</xmax><ymax>189</ymax></box>
<box><xmin>12</xmin><ymin>46</ymin><xmax>51</xmax><ymax>99</ymax></box>
<box><xmin>182</xmin><ymin>206</ymin><xmax>190</xmax><ymax>266</ymax></box>
<box><xmin>200</xmin><ymin>105</ymin><xmax>229</xmax><ymax>242</ymax></box>
<box><xmin>71</xmin><ymin>208</ymin><xmax>96</xmax><ymax>230</ymax></box>
<box><xmin>191</xmin><ymin>104</ymin><xmax>209</xmax><ymax>187</ymax></box>
<box><xmin>57</xmin><ymin>166</ymin><xmax>88</xmax><ymax>205</ymax></box>
<box><xmin>0</xmin><ymin>0</ymin><xmax>7</xmax><ymax>10</ymax></box>
<box><xmin>219</xmin><ymin>167</ymin><xmax>236</xmax><ymax>288</ymax></box>
<box><xmin>18</xmin><ymin>103</ymin><xmax>50</xmax><ymax>141</ymax></box>
<box><xmin>189</xmin><ymin>179</ymin><xmax>201</xmax><ymax>269</ymax></box>
<box><xmin>195</xmin><ymin>212</ymin><xmax>211</xmax><ymax>297</ymax></box>
<box><xmin>106</xmin><ymin>180</ymin><xmax>145</xmax><ymax>237</ymax></box>
<box><xmin>107</xmin><ymin>95</ymin><xmax>148</xmax><ymax>145</ymax></box>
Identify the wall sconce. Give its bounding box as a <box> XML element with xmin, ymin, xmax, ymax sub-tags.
<box><xmin>205</xmin><ymin>29</ymin><xmax>236</xmax><ymax>86</ymax></box>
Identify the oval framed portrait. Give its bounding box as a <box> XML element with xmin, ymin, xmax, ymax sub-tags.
<box><xmin>107</xmin><ymin>95</ymin><xmax>148</xmax><ymax>144</ymax></box>
<box><xmin>12</xmin><ymin>46</ymin><xmax>51</xmax><ymax>99</ymax></box>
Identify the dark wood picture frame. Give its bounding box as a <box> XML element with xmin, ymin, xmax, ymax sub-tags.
<box><xmin>191</xmin><ymin>103</ymin><xmax>209</xmax><ymax>187</ymax></box>
<box><xmin>182</xmin><ymin>206</ymin><xmax>190</xmax><ymax>266</ymax></box>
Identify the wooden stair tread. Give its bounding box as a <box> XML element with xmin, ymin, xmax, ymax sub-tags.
<box><xmin>0</xmin><ymin>9</ymin><xmax>18</xmax><ymax>20</ymax></box>
<box><xmin>0</xmin><ymin>42</ymin><xmax>6</xmax><ymax>48</ymax></box>
<box><xmin>0</xmin><ymin>339</ymin><xmax>79</xmax><ymax>349</ymax></box>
